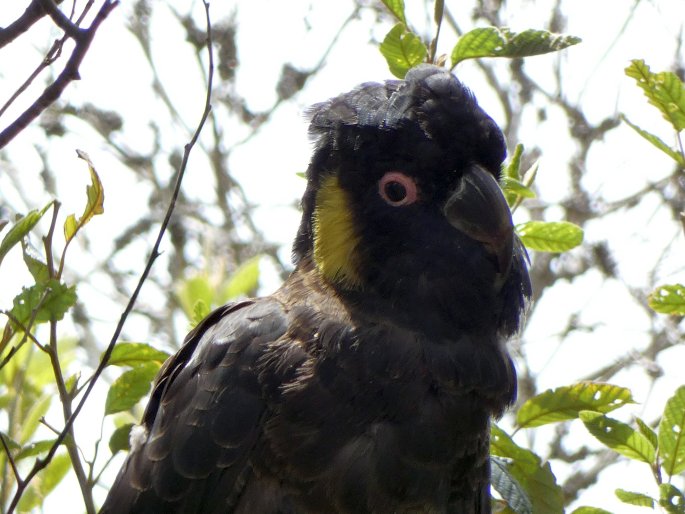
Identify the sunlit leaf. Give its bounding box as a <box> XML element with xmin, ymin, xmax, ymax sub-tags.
<box><xmin>381</xmin><ymin>0</ymin><xmax>406</xmax><ymax>24</ymax></box>
<box><xmin>192</xmin><ymin>299</ymin><xmax>210</xmax><ymax>327</ymax></box>
<box><xmin>109</xmin><ymin>423</ymin><xmax>134</xmax><ymax>454</ymax></box>
<box><xmin>63</xmin><ymin>149</ymin><xmax>105</xmax><ymax>244</ymax></box>
<box><xmin>9</xmin><ymin>279</ymin><xmax>77</xmax><ymax>329</ymax></box>
<box><xmin>659</xmin><ymin>483</ymin><xmax>685</xmax><ymax>514</ymax></box>
<box><xmin>105</xmin><ymin>363</ymin><xmax>159</xmax><ymax>415</ymax></box>
<box><xmin>615</xmin><ymin>488</ymin><xmax>655</xmax><ymax>508</ymax></box>
<box><xmin>20</xmin><ymin>394</ymin><xmax>52</xmax><ymax>444</ymax></box>
<box><xmin>451</xmin><ymin>27</ymin><xmax>580</xmax><ymax>67</ymax></box>
<box><xmin>176</xmin><ymin>273</ymin><xmax>214</xmax><ymax>319</ymax></box>
<box><xmin>571</xmin><ymin>508</ymin><xmax>614</xmax><ymax>514</ymax></box>
<box><xmin>380</xmin><ymin>23</ymin><xmax>428</xmax><ymax>79</ymax></box>
<box><xmin>451</xmin><ymin>27</ymin><xmax>506</xmax><ymax>65</ymax></box>
<box><xmin>491</xmin><ymin>456</ymin><xmax>532</xmax><ymax>514</ymax></box>
<box><xmin>22</xmin><ymin>242</ymin><xmax>50</xmax><ymax>284</ymax></box>
<box><xmin>15</xmin><ymin>439</ymin><xmax>56</xmax><ymax>461</ymax></box>
<box><xmin>504</xmin><ymin>144</ymin><xmax>524</xmax><ymax>181</ymax></box>
<box><xmin>635</xmin><ymin>417</ymin><xmax>658</xmax><ymax>450</ymax></box>
<box><xmin>107</xmin><ymin>342</ymin><xmax>169</xmax><ymax>368</ymax></box>
<box><xmin>516</xmin><ymin>221</ymin><xmax>583</xmax><ymax>252</ymax></box>
<box><xmin>579</xmin><ymin>411</ymin><xmax>656</xmax><ymax>464</ymax></box>
<box><xmin>0</xmin><ymin>432</ymin><xmax>21</xmax><ymax>453</ymax></box>
<box><xmin>17</xmin><ymin>453</ymin><xmax>70</xmax><ymax>511</ymax></box>
<box><xmin>622</xmin><ymin>116</ymin><xmax>685</xmax><ymax>167</ymax></box>
<box><xmin>659</xmin><ymin>385</ymin><xmax>685</xmax><ymax>477</ymax></box>
<box><xmin>626</xmin><ymin>60</ymin><xmax>685</xmax><ymax>132</ymax></box>
<box><xmin>491</xmin><ymin>425</ymin><xmax>564</xmax><ymax>513</ymax></box>
<box><xmin>499</xmin><ymin>28</ymin><xmax>582</xmax><ymax>58</ymax></box>
<box><xmin>517</xmin><ymin>382</ymin><xmax>634</xmax><ymax>428</ymax></box>
<box><xmin>0</xmin><ymin>203</ymin><xmax>52</xmax><ymax>267</ymax></box>
<box><xmin>501</xmin><ymin>177</ymin><xmax>536</xmax><ymax>207</ymax></box>
<box><xmin>649</xmin><ymin>284</ymin><xmax>685</xmax><ymax>314</ymax></box>
<box><xmin>221</xmin><ymin>255</ymin><xmax>262</xmax><ymax>301</ymax></box>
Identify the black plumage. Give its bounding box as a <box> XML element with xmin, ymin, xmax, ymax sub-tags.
<box><xmin>100</xmin><ymin>64</ymin><xmax>531</xmax><ymax>514</ymax></box>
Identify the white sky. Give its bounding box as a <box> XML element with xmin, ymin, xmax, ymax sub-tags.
<box><xmin>1</xmin><ymin>0</ymin><xmax>685</xmax><ymax>512</ymax></box>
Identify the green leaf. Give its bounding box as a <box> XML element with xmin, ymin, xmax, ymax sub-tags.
<box><xmin>107</xmin><ymin>342</ymin><xmax>169</xmax><ymax>368</ymax></box>
<box><xmin>15</xmin><ymin>439</ymin><xmax>56</xmax><ymax>461</ymax></box>
<box><xmin>451</xmin><ymin>27</ymin><xmax>505</xmax><ymax>66</ymax></box>
<box><xmin>660</xmin><ymin>483</ymin><xmax>685</xmax><ymax>514</ymax></box>
<box><xmin>176</xmin><ymin>273</ymin><xmax>215</xmax><ymax>318</ymax></box>
<box><xmin>491</xmin><ymin>456</ymin><xmax>532</xmax><ymax>514</ymax></box>
<box><xmin>17</xmin><ymin>453</ymin><xmax>70</xmax><ymax>512</ymax></box>
<box><xmin>498</xmin><ymin>28</ymin><xmax>582</xmax><ymax>58</ymax></box>
<box><xmin>22</xmin><ymin>242</ymin><xmax>50</xmax><ymax>284</ymax></box>
<box><xmin>579</xmin><ymin>411</ymin><xmax>656</xmax><ymax>464</ymax></box>
<box><xmin>221</xmin><ymin>255</ymin><xmax>262</xmax><ymax>301</ymax></box>
<box><xmin>626</xmin><ymin>60</ymin><xmax>685</xmax><ymax>132</ymax></box>
<box><xmin>10</xmin><ymin>279</ymin><xmax>77</xmax><ymax>328</ymax></box>
<box><xmin>109</xmin><ymin>423</ymin><xmax>134</xmax><ymax>454</ymax></box>
<box><xmin>517</xmin><ymin>382</ymin><xmax>634</xmax><ymax>428</ymax></box>
<box><xmin>0</xmin><ymin>432</ymin><xmax>21</xmax><ymax>453</ymax></box>
<box><xmin>381</xmin><ymin>0</ymin><xmax>406</xmax><ymax>24</ymax></box>
<box><xmin>451</xmin><ymin>27</ymin><xmax>580</xmax><ymax>67</ymax></box>
<box><xmin>571</xmin><ymin>508</ymin><xmax>614</xmax><ymax>514</ymax></box>
<box><xmin>635</xmin><ymin>417</ymin><xmax>658</xmax><ymax>450</ymax></box>
<box><xmin>63</xmin><ymin>149</ymin><xmax>105</xmax><ymax>244</ymax></box>
<box><xmin>380</xmin><ymin>23</ymin><xmax>428</xmax><ymax>79</ymax></box>
<box><xmin>615</xmin><ymin>488</ymin><xmax>655</xmax><ymax>508</ymax></box>
<box><xmin>491</xmin><ymin>425</ymin><xmax>564</xmax><ymax>513</ymax></box>
<box><xmin>0</xmin><ymin>203</ymin><xmax>52</xmax><ymax>267</ymax></box>
<box><xmin>105</xmin><ymin>363</ymin><xmax>159</xmax><ymax>415</ymax></box>
<box><xmin>516</xmin><ymin>221</ymin><xmax>584</xmax><ymax>252</ymax></box>
<box><xmin>504</xmin><ymin>144</ymin><xmax>524</xmax><ymax>181</ymax></box>
<box><xmin>501</xmin><ymin>177</ymin><xmax>536</xmax><ymax>207</ymax></box>
<box><xmin>20</xmin><ymin>394</ymin><xmax>52</xmax><ymax>444</ymax></box>
<box><xmin>622</xmin><ymin>116</ymin><xmax>685</xmax><ymax>167</ymax></box>
<box><xmin>191</xmin><ymin>299</ymin><xmax>211</xmax><ymax>327</ymax></box>
<box><xmin>648</xmin><ymin>284</ymin><xmax>685</xmax><ymax>314</ymax></box>
<box><xmin>659</xmin><ymin>385</ymin><xmax>685</xmax><ymax>477</ymax></box>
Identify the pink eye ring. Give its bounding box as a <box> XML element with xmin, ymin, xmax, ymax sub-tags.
<box><xmin>378</xmin><ymin>171</ymin><xmax>418</xmax><ymax>207</ymax></box>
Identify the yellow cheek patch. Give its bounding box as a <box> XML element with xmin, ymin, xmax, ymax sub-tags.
<box><xmin>313</xmin><ymin>174</ymin><xmax>363</xmax><ymax>289</ymax></box>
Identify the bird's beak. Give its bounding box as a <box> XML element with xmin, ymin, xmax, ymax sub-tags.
<box><xmin>444</xmin><ymin>165</ymin><xmax>514</xmax><ymax>276</ymax></box>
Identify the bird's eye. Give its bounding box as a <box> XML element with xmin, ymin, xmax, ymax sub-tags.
<box><xmin>378</xmin><ymin>172</ymin><xmax>418</xmax><ymax>207</ymax></box>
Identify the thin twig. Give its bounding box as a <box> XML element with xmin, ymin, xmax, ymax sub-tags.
<box><xmin>38</xmin><ymin>0</ymin><xmax>83</xmax><ymax>39</ymax></box>
<box><xmin>0</xmin><ymin>0</ymin><xmax>119</xmax><ymax>149</ymax></box>
<box><xmin>5</xmin><ymin>3</ymin><xmax>215</xmax><ymax>511</ymax></box>
<box><xmin>0</xmin><ymin>0</ymin><xmax>48</xmax><ymax>50</ymax></box>
<box><xmin>0</xmin><ymin>433</ymin><xmax>21</xmax><ymax>486</ymax></box>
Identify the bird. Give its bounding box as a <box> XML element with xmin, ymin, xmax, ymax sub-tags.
<box><xmin>100</xmin><ymin>64</ymin><xmax>531</xmax><ymax>514</ymax></box>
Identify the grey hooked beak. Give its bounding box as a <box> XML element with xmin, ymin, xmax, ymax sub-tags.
<box><xmin>444</xmin><ymin>165</ymin><xmax>514</xmax><ymax>276</ymax></box>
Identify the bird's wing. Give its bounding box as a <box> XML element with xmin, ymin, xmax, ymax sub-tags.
<box><xmin>100</xmin><ymin>298</ymin><xmax>289</xmax><ymax>514</ymax></box>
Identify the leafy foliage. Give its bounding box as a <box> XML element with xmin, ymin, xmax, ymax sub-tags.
<box><xmin>516</xmin><ymin>382</ymin><xmax>634</xmax><ymax>428</ymax></box>
<box><xmin>625</xmin><ymin>59</ymin><xmax>685</xmax><ymax>132</ymax></box>
<box><xmin>379</xmin><ymin>23</ymin><xmax>427</xmax><ymax>78</ymax></box>
<box><xmin>658</xmin><ymin>386</ymin><xmax>685</xmax><ymax>477</ymax></box>
<box><xmin>0</xmin><ymin>203</ymin><xmax>51</xmax><ymax>267</ymax></box>
<box><xmin>615</xmin><ymin>488</ymin><xmax>655</xmax><ymax>508</ymax></box>
<box><xmin>516</xmin><ymin>221</ymin><xmax>584</xmax><ymax>253</ymax></box>
<box><xmin>490</xmin><ymin>425</ymin><xmax>564</xmax><ymax>514</ymax></box>
<box><xmin>648</xmin><ymin>284</ymin><xmax>685</xmax><ymax>314</ymax></box>
<box><xmin>579</xmin><ymin>410</ymin><xmax>656</xmax><ymax>464</ymax></box>
<box><xmin>63</xmin><ymin>150</ymin><xmax>105</xmax><ymax>245</ymax></box>
<box><xmin>450</xmin><ymin>27</ymin><xmax>580</xmax><ymax>67</ymax></box>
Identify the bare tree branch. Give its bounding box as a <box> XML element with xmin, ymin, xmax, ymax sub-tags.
<box><xmin>0</xmin><ymin>0</ymin><xmax>119</xmax><ymax>149</ymax></box>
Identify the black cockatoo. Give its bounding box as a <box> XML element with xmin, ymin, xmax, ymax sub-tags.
<box><xmin>100</xmin><ymin>64</ymin><xmax>531</xmax><ymax>514</ymax></box>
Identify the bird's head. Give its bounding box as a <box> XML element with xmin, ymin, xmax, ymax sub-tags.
<box><xmin>293</xmin><ymin>65</ymin><xmax>531</xmax><ymax>337</ymax></box>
